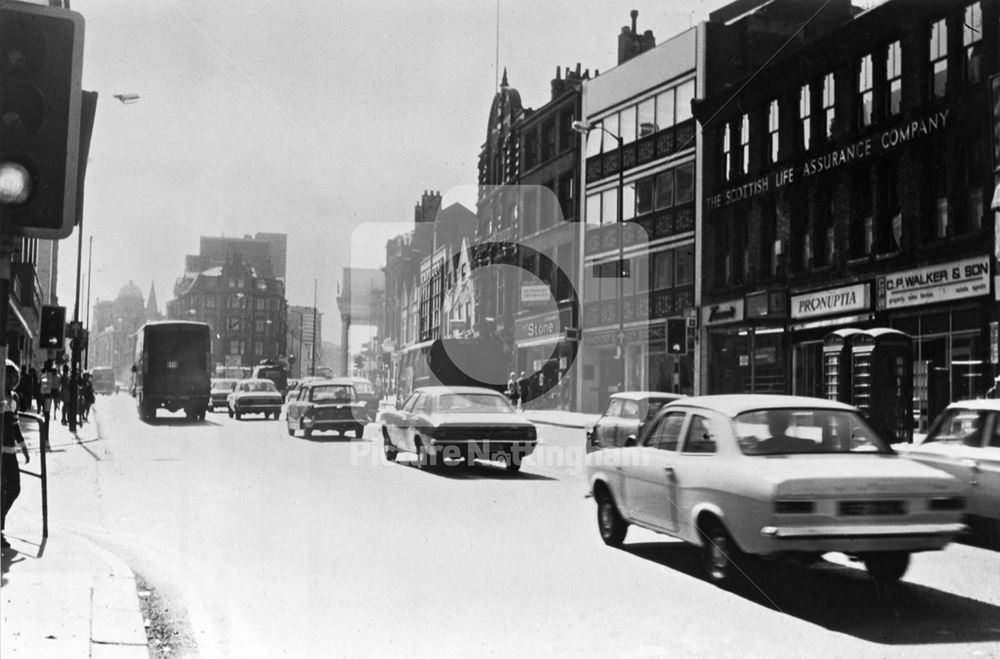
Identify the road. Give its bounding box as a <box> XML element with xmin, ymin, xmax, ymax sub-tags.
<box><xmin>31</xmin><ymin>393</ymin><xmax>1000</xmax><ymax>658</ymax></box>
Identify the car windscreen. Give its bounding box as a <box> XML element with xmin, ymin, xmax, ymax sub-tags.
<box><xmin>242</xmin><ymin>381</ymin><xmax>276</xmax><ymax>393</ymax></box>
<box><xmin>924</xmin><ymin>408</ymin><xmax>988</xmax><ymax>447</ymax></box>
<box><xmin>213</xmin><ymin>380</ymin><xmax>237</xmax><ymax>390</ymax></box>
<box><xmin>734</xmin><ymin>408</ymin><xmax>891</xmax><ymax>455</ymax></box>
<box><xmin>353</xmin><ymin>381</ymin><xmax>374</xmax><ymax>393</ymax></box>
<box><xmin>435</xmin><ymin>393</ymin><xmax>514</xmax><ymax>413</ymax></box>
<box><xmin>310</xmin><ymin>385</ymin><xmax>354</xmax><ymax>403</ymax></box>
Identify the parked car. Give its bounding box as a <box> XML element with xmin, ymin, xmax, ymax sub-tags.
<box><xmin>286</xmin><ymin>379</ymin><xmax>366</xmax><ymax>438</ymax></box>
<box><xmin>209</xmin><ymin>378</ymin><xmax>238</xmax><ymax>412</ymax></box>
<box><xmin>587</xmin><ymin>391</ymin><xmax>685</xmax><ymax>452</ymax></box>
<box><xmin>895</xmin><ymin>399</ymin><xmax>1000</xmax><ymax>545</ymax></box>
<box><xmin>349</xmin><ymin>377</ymin><xmax>379</xmax><ymax>421</ymax></box>
<box><xmin>381</xmin><ymin>386</ymin><xmax>536</xmax><ymax>471</ymax></box>
<box><xmin>227</xmin><ymin>379</ymin><xmax>283</xmax><ymax>420</ymax></box>
<box><xmin>585</xmin><ymin>395</ymin><xmax>967</xmax><ymax>586</ymax></box>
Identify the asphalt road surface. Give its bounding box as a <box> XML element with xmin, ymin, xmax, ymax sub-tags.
<box><xmin>28</xmin><ymin>393</ymin><xmax>1000</xmax><ymax>658</ymax></box>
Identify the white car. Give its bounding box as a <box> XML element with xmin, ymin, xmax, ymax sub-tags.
<box><xmin>895</xmin><ymin>399</ymin><xmax>1000</xmax><ymax>546</ymax></box>
<box><xmin>585</xmin><ymin>395</ymin><xmax>967</xmax><ymax>586</ymax></box>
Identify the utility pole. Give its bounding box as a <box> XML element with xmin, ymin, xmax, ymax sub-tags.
<box><xmin>84</xmin><ymin>234</ymin><xmax>92</xmax><ymax>369</ymax></box>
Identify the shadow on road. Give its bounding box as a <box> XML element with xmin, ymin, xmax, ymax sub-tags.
<box><xmin>141</xmin><ymin>417</ymin><xmax>221</xmax><ymax>427</ymax></box>
<box><xmin>397</xmin><ymin>459</ymin><xmax>558</xmax><ymax>481</ymax></box>
<box><xmin>295</xmin><ymin>433</ymin><xmax>366</xmax><ymax>443</ymax></box>
<box><xmin>623</xmin><ymin>541</ymin><xmax>1000</xmax><ymax>646</ymax></box>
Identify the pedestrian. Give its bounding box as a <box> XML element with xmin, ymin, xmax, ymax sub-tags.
<box><xmin>16</xmin><ymin>364</ymin><xmax>33</xmax><ymax>412</ymax></box>
<box><xmin>2</xmin><ymin>360</ymin><xmax>30</xmax><ymax>551</ymax></box>
<box><xmin>505</xmin><ymin>372</ymin><xmax>521</xmax><ymax>409</ymax></box>
<box><xmin>59</xmin><ymin>365</ymin><xmax>71</xmax><ymax>425</ymax></box>
<box><xmin>38</xmin><ymin>361</ymin><xmax>57</xmax><ymax>420</ymax></box>
<box><xmin>80</xmin><ymin>372</ymin><xmax>95</xmax><ymax>422</ymax></box>
<box><xmin>518</xmin><ymin>371</ymin><xmax>530</xmax><ymax>406</ymax></box>
<box><xmin>29</xmin><ymin>366</ymin><xmax>40</xmax><ymax>413</ymax></box>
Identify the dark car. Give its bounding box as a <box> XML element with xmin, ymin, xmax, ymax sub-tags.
<box><xmin>286</xmin><ymin>379</ymin><xmax>367</xmax><ymax>438</ymax></box>
<box><xmin>350</xmin><ymin>377</ymin><xmax>380</xmax><ymax>421</ymax></box>
<box><xmin>586</xmin><ymin>391</ymin><xmax>684</xmax><ymax>452</ymax></box>
<box><xmin>209</xmin><ymin>378</ymin><xmax>238</xmax><ymax>411</ymax></box>
<box><xmin>380</xmin><ymin>386</ymin><xmax>536</xmax><ymax>472</ymax></box>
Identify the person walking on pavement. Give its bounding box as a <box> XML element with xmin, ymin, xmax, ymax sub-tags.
<box><xmin>80</xmin><ymin>372</ymin><xmax>95</xmax><ymax>423</ymax></box>
<box><xmin>59</xmin><ymin>365</ymin><xmax>71</xmax><ymax>425</ymax></box>
<box><xmin>506</xmin><ymin>372</ymin><xmax>521</xmax><ymax>409</ymax></box>
<box><xmin>2</xmin><ymin>360</ymin><xmax>30</xmax><ymax>551</ymax></box>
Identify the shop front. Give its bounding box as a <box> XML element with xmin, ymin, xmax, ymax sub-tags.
<box><xmin>514</xmin><ymin>309</ymin><xmax>577</xmax><ymax>410</ymax></box>
<box><xmin>704</xmin><ymin>290</ymin><xmax>788</xmax><ymax>394</ymax></box>
<box><xmin>788</xmin><ymin>282</ymin><xmax>874</xmax><ymax>398</ymax></box>
<box><xmin>876</xmin><ymin>256</ymin><xmax>994</xmax><ymax>423</ymax></box>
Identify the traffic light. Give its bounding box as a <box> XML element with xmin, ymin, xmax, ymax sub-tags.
<box><xmin>39</xmin><ymin>304</ymin><xmax>66</xmax><ymax>349</ymax></box>
<box><xmin>0</xmin><ymin>2</ymin><xmax>85</xmax><ymax>239</ymax></box>
<box><xmin>666</xmin><ymin>317</ymin><xmax>687</xmax><ymax>355</ymax></box>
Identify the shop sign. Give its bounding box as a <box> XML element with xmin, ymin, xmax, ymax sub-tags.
<box><xmin>707</xmin><ymin>108</ymin><xmax>951</xmax><ymax>210</ymax></box>
<box><xmin>514</xmin><ymin>311</ymin><xmax>561</xmax><ymax>343</ymax></box>
<box><xmin>584</xmin><ymin>326</ymin><xmax>662</xmax><ymax>346</ymax></box>
<box><xmin>791</xmin><ymin>283</ymin><xmax>870</xmax><ymax>320</ymax></box>
<box><xmin>703</xmin><ymin>299</ymin><xmax>744</xmax><ymax>325</ymax></box>
<box><xmin>876</xmin><ymin>256</ymin><xmax>990</xmax><ymax>310</ymax></box>
<box><xmin>521</xmin><ymin>284</ymin><xmax>551</xmax><ymax>305</ymax></box>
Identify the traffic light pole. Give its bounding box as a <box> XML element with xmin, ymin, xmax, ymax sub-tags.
<box><xmin>0</xmin><ymin>241</ymin><xmax>12</xmax><ymax>512</ymax></box>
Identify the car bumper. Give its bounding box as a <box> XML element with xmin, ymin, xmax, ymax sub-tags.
<box><xmin>757</xmin><ymin>522</ymin><xmax>967</xmax><ymax>553</ymax></box>
<box><xmin>235</xmin><ymin>404</ymin><xmax>282</xmax><ymax>413</ymax></box>
<box><xmin>301</xmin><ymin>418</ymin><xmax>360</xmax><ymax>430</ymax></box>
<box><xmin>427</xmin><ymin>439</ymin><xmax>536</xmax><ymax>459</ymax></box>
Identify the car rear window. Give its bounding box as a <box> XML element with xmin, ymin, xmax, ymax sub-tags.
<box><xmin>436</xmin><ymin>393</ymin><xmax>513</xmax><ymax>413</ymax></box>
<box><xmin>734</xmin><ymin>408</ymin><xmax>890</xmax><ymax>455</ymax></box>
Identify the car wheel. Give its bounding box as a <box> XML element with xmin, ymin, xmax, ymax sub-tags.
<box><xmin>384</xmin><ymin>438</ymin><xmax>397</xmax><ymax>462</ymax></box>
<box><xmin>235</xmin><ymin>410</ymin><xmax>242</xmax><ymax>420</ymax></box>
<box><xmin>504</xmin><ymin>454</ymin><xmax>522</xmax><ymax>473</ymax></box>
<box><xmin>228</xmin><ymin>407</ymin><xmax>234</xmax><ymax>419</ymax></box>
<box><xmin>354</xmin><ymin>424</ymin><xmax>365</xmax><ymax>439</ymax></box>
<box><xmin>862</xmin><ymin>551</ymin><xmax>910</xmax><ymax>583</ymax></box>
<box><xmin>595</xmin><ymin>488</ymin><xmax>628</xmax><ymax>547</ymax></box>
<box><xmin>415</xmin><ymin>441</ymin><xmax>431</xmax><ymax>470</ymax></box>
<box><xmin>303</xmin><ymin>426</ymin><xmax>313</xmax><ymax>438</ymax></box>
<box><xmin>287</xmin><ymin>424</ymin><xmax>295</xmax><ymax>436</ymax></box>
<box><xmin>698</xmin><ymin>517</ymin><xmax>743</xmax><ymax>588</ymax></box>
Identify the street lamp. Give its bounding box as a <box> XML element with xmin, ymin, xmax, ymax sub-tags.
<box><xmin>572</xmin><ymin>119</ymin><xmax>626</xmax><ymax>393</ymax></box>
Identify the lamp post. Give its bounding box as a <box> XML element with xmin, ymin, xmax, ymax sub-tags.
<box><xmin>572</xmin><ymin>120</ymin><xmax>626</xmax><ymax>393</ymax></box>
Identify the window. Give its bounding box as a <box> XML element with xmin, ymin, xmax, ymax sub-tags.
<box><xmin>206</xmin><ymin>296</ymin><xmax>216</xmax><ymax>309</ymax></box>
<box><xmin>722</xmin><ymin>123</ymin><xmax>732</xmax><ymax>181</ymax></box>
<box><xmin>637</xmin><ymin>97</ymin><xmax>656</xmax><ymax>137</ymax></box>
<box><xmin>254</xmin><ymin>341</ymin><xmax>263</xmax><ymax>357</ymax></box>
<box><xmin>635</xmin><ymin>177</ymin><xmax>654</xmax><ymax>216</ymax></box>
<box><xmin>886</xmin><ymin>41</ymin><xmax>902</xmax><ymax>116</ymax></box>
<box><xmin>675</xmin><ymin>163</ymin><xmax>695</xmax><ymax>204</ymax></box>
<box><xmin>740</xmin><ymin>113</ymin><xmax>750</xmax><ymax>175</ymax></box>
<box><xmin>675</xmin><ymin>80</ymin><xmax>695</xmax><ymax>124</ymax></box>
<box><xmin>760</xmin><ymin>201</ymin><xmax>777</xmax><ymax>276</ymax></box>
<box><xmin>586</xmin><ymin>193</ymin><xmax>601</xmax><ymax>224</ymax></box>
<box><xmin>229</xmin><ymin>340</ymin><xmax>240</xmax><ymax>355</ymax></box>
<box><xmin>226</xmin><ymin>317</ymin><xmax>242</xmax><ymax>331</ymax></box>
<box><xmin>964</xmin><ymin>3</ymin><xmax>982</xmax><ymax>83</ymax></box>
<box><xmin>619</xmin><ymin>106</ymin><xmax>636</xmax><ymax>144</ymax></box>
<box><xmin>644</xmin><ymin>411</ymin><xmax>686</xmax><ymax>451</ymax></box>
<box><xmin>682</xmin><ymin>415</ymin><xmax>716</xmax><ymax>453</ymax></box>
<box><xmin>822</xmin><ymin>73</ymin><xmax>836</xmax><ymax>139</ymax></box>
<box><xmin>601</xmin><ymin>188</ymin><xmax>618</xmax><ymax>224</ymax></box>
<box><xmin>851</xmin><ymin>170</ymin><xmax>874</xmax><ymax>258</ymax></box>
<box><xmin>656</xmin><ymin>88</ymin><xmax>675</xmax><ymax>130</ymax></box>
<box><xmin>652</xmin><ymin>250</ymin><xmax>673</xmax><ymax>290</ymax></box>
<box><xmin>654</xmin><ymin>170</ymin><xmax>674</xmax><ymax>209</ymax></box>
<box><xmin>768</xmin><ymin>99</ymin><xmax>780</xmax><ymax>163</ymax></box>
<box><xmin>930</xmin><ymin>18</ymin><xmax>948</xmax><ymax>98</ymax></box>
<box><xmin>858</xmin><ymin>54</ymin><xmax>873</xmax><ymax>126</ymax></box>
<box><xmin>541</xmin><ymin>119</ymin><xmax>556</xmax><ymax>159</ymax></box>
<box><xmin>621</xmin><ymin>400</ymin><xmax>640</xmax><ymax>419</ymax></box>
<box><xmin>799</xmin><ymin>84</ymin><xmax>812</xmax><ymax>150</ymax></box>
<box><xmin>586</xmin><ymin>122</ymin><xmax>603</xmax><ymax>157</ymax></box>
<box><xmin>675</xmin><ymin>244</ymin><xmax>694</xmax><ymax>286</ymax></box>
<box><xmin>604</xmin><ymin>113</ymin><xmax>619</xmax><ymax>148</ymax></box>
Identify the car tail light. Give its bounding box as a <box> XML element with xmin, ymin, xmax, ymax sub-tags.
<box><xmin>928</xmin><ymin>496</ymin><xmax>965</xmax><ymax>511</ymax></box>
<box><xmin>774</xmin><ymin>500</ymin><xmax>815</xmax><ymax>514</ymax></box>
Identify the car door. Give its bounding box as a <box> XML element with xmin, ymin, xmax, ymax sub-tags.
<box><xmin>671</xmin><ymin>413</ymin><xmax>720</xmax><ymax>534</ymax></box>
<box><xmin>974</xmin><ymin>412</ymin><xmax>1000</xmax><ymax>524</ymax></box>
<box><xmin>625</xmin><ymin>410</ymin><xmax>687</xmax><ymax>532</ymax></box>
<box><xmin>390</xmin><ymin>392</ymin><xmax>422</xmax><ymax>452</ymax></box>
<box><xmin>593</xmin><ymin>399</ymin><xmax>622</xmax><ymax>450</ymax></box>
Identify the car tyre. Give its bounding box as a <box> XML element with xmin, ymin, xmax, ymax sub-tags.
<box><xmin>698</xmin><ymin>517</ymin><xmax>743</xmax><ymax>588</ymax></box>
<box><xmin>235</xmin><ymin>409</ymin><xmax>242</xmax><ymax>420</ymax></box>
<box><xmin>303</xmin><ymin>427</ymin><xmax>313</xmax><ymax>438</ymax></box>
<box><xmin>287</xmin><ymin>425</ymin><xmax>295</xmax><ymax>436</ymax></box>
<box><xmin>595</xmin><ymin>488</ymin><xmax>628</xmax><ymax>547</ymax></box>
<box><xmin>227</xmin><ymin>407</ymin><xmax>234</xmax><ymax>419</ymax></box>
<box><xmin>504</xmin><ymin>454</ymin><xmax>522</xmax><ymax>473</ymax></box>
<box><xmin>384</xmin><ymin>439</ymin><xmax>397</xmax><ymax>462</ymax></box>
<box><xmin>354</xmin><ymin>424</ymin><xmax>365</xmax><ymax>439</ymax></box>
<box><xmin>415</xmin><ymin>441</ymin><xmax>431</xmax><ymax>470</ymax></box>
<box><xmin>862</xmin><ymin>551</ymin><xmax>910</xmax><ymax>583</ymax></box>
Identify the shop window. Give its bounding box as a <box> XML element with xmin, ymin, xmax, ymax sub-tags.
<box><xmin>799</xmin><ymin>84</ymin><xmax>812</xmax><ymax>151</ymax></box>
<box><xmin>637</xmin><ymin>97</ymin><xmax>656</xmax><ymax>138</ymax></box>
<box><xmin>885</xmin><ymin>41</ymin><xmax>902</xmax><ymax>116</ymax></box>
<box><xmin>740</xmin><ymin>113</ymin><xmax>750</xmax><ymax>175</ymax></box>
<box><xmin>858</xmin><ymin>54</ymin><xmax>873</xmax><ymax>127</ymax></box>
<box><xmin>822</xmin><ymin>73</ymin><xmax>836</xmax><ymax>140</ymax></box>
<box><xmin>767</xmin><ymin>99</ymin><xmax>780</xmax><ymax>164</ymax></box>
<box><xmin>930</xmin><ymin>18</ymin><xmax>948</xmax><ymax>99</ymax></box>
<box><xmin>964</xmin><ymin>3</ymin><xmax>982</xmax><ymax>84</ymax></box>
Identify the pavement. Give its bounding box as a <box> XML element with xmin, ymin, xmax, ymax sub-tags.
<box><xmin>1</xmin><ymin>410</ymin><xmax>149</xmax><ymax>659</ymax></box>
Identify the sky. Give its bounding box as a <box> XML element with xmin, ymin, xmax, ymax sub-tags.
<box><xmin>59</xmin><ymin>0</ymin><xmax>734</xmax><ymax>346</ymax></box>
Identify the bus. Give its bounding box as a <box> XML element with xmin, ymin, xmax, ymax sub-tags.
<box><xmin>91</xmin><ymin>366</ymin><xmax>116</xmax><ymax>395</ymax></box>
<box><xmin>132</xmin><ymin>321</ymin><xmax>211</xmax><ymax>421</ymax></box>
<box><xmin>394</xmin><ymin>336</ymin><xmax>508</xmax><ymax>405</ymax></box>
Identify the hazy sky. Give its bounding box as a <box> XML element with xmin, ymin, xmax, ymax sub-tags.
<box><xmin>62</xmin><ymin>0</ymin><xmax>730</xmax><ymax>342</ymax></box>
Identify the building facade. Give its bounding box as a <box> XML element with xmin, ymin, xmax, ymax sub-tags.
<box><xmin>90</xmin><ymin>281</ymin><xmax>159</xmax><ymax>383</ymax></box>
<box><xmin>578</xmin><ymin>17</ymin><xmax>701</xmax><ymax>412</ymax></box>
<box><xmin>695</xmin><ymin>0</ymin><xmax>1000</xmax><ymax>424</ymax></box>
<box><xmin>287</xmin><ymin>304</ymin><xmax>321</xmax><ymax>378</ymax></box>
